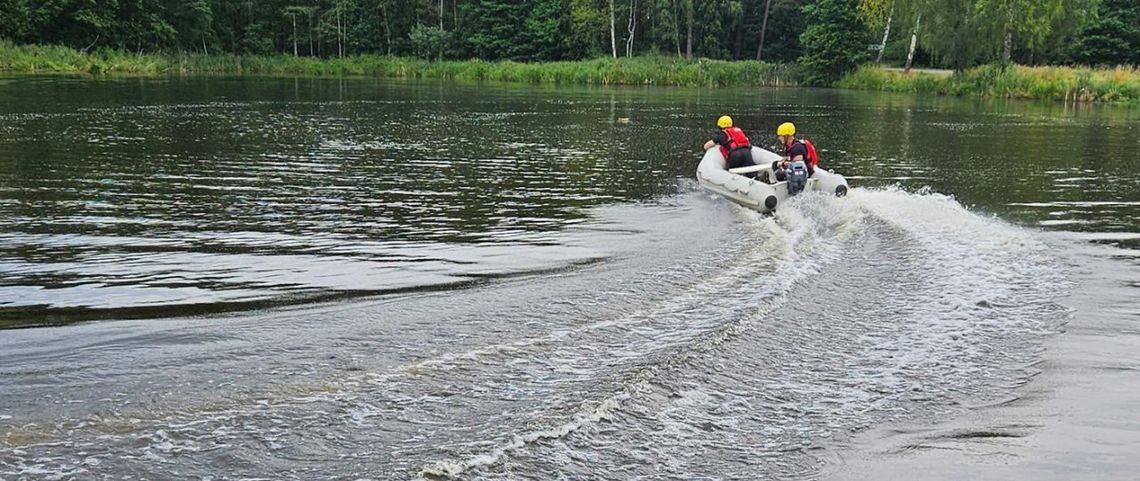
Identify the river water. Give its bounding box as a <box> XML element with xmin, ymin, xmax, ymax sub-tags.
<box><xmin>0</xmin><ymin>76</ymin><xmax>1137</xmax><ymax>480</ymax></box>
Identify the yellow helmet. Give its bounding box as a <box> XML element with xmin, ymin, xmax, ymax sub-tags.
<box><xmin>717</xmin><ymin>116</ymin><xmax>733</xmax><ymax>128</ymax></box>
<box><xmin>776</xmin><ymin>122</ymin><xmax>796</xmax><ymax>136</ymax></box>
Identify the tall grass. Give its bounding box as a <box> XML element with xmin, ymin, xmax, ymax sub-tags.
<box><xmin>9</xmin><ymin>40</ymin><xmax>1134</xmax><ymax>101</ymax></box>
<box><xmin>838</xmin><ymin>64</ymin><xmax>1140</xmax><ymax>103</ymax></box>
<box><xmin>0</xmin><ymin>40</ymin><xmax>798</xmax><ymax>87</ymax></box>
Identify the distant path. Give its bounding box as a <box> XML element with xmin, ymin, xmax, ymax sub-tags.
<box><xmin>882</xmin><ymin>67</ymin><xmax>954</xmax><ymax>77</ymax></box>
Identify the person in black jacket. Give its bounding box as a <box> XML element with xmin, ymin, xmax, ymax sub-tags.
<box><xmin>768</xmin><ymin>122</ymin><xmax>815</xmax><ymax>182</ymax></box>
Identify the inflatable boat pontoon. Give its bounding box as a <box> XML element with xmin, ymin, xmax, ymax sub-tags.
<box><xmin>696</xmin><ymin>146</ymin><xmax>848</xmax><ymax>213</ymax></box>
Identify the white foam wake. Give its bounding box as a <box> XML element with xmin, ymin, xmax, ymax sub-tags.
<box><xmin>420</xmin><ymin>394</ymin><xmax>629</xmax><ymax>479</ymax></box>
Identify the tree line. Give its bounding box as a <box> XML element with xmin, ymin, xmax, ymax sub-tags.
<box><xmin>1</xmin><ymin>0</ymin><xmax>1136</xmax><ymax>71</ymax></box>
<box><xmin>859</xmin><ymin>0</ymin><xmax>1139</xmax><ymax>70</ymax></box>
<box><xmin>0</xmin><ymin>0</ymin><xmax>808</xmax><ymax>62</ymax></box>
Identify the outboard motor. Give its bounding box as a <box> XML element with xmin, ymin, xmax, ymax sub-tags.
<box><xmin>787</xmin><ymin>160</ymin><xmax>808</xmax><ymax>196</ymax></box>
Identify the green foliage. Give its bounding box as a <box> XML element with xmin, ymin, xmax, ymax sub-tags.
<box><xmin>171</xmin><ymin>0</ymin><xmax>215</xmax><ymax>52</ymax></box>
<box><xmin>0</xmin><ymin>0</ymin><xmax>25</xmax><ymax>40</ymax></box>
<box><xmin>462</xmin><ymin>1</ymin><xmax>530</xmax><ymax>60</ymax></box>
<box><xmin>0</xmin><ymin>0</ymin><xmax>809</xmax><ymax>62</ymax></box>
<box><xmin>798</xmin><ymin>0</ymin><xmax>870</xmax><ymax>86</ymax></box>
<box><xmin>837</xmin><ymin>64</ymin><xmax>1140</xmax><ymax>102</ymax></box>
<box><xmin>643</xmin><ymin>0</ymin><xmax>679</xmax><ymax>55</ymax></box>
<box><xmin>409</xmin><ymin>25</ymin><xmax>450</xmax><ymax>60</ymax></box>
<box><xmin>694</xmin><ymin>0</ymin><xmax>731</xmax><ymax>59</ymax></box>
<box><xmin>1068</xmin><ymin>0</ymin><xmax>1140</xmax><ymax>66</ymax></box>
<box><xmin>568</xmin><ymin>0</ymin><xmax>607</xmax><ymax>58</ymax></box>
<box><xmin>883</xmin><ymin>0</ymin><xmax>1098</xmax><ymax>70</ymax></box>
<box><xmin>757</xmin><ymin>0</ymin><xmax>808</xmax><ymax>62</ymax></box>
<box><xmin>913</xmin><ymin>0</ymin><xmax>992</xmax><ymax>70</ymax></box>
<box><xmin>0</xmin><ymin>0</ymin><xmax>1134</xmax><ymax>82</ymax></box>
<box><xmin>525</xmin><ymin>0</ymin><xmax>574</xmax><ymax>60</ymax></box>
<box><xmin>0</xmin><ymin>41</ymin><xmax>799</xmax><ymax>87</ymax></box>
<box><xmin>856</xmin><ymin>0</ymin><xmax>890</xmax><ymax>29</ymax></box>
<box><xmin>237</xmin><ymin>22</ymin><xmax>273</xmax><ymax>55</ymax></box>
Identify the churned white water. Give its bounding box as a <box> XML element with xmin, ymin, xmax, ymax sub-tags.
<box><xmin>0</xmin><ymin>187</ymin><xmax>1070</xmax><ymax>480</ymax></box>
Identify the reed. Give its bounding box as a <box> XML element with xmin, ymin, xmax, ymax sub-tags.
<box><xmin>837</xmin><ymin>64</ymin><xmax>1140</xmax><ymax>103</ymax></box>
<box><xmin>0</xmin><ymin>41</ymin><xmax>798</xmax><ymax>87</ymax></box>
<box><xmin>10</xmin><ymin>41</ymin><xmax>1133</xmax><ymax>101</ymax></box>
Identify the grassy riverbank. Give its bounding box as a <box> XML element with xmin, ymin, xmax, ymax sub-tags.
<box><xmin>0</xmin><ymin>41</ymin><xmax>796</xmax><ymax>87</ymax></box>
<box><xmin>5</xmin><ymin>41</ymin><xmax>1139</xmax><ymax>102</ymax></box>
<box><xmin>838</xmin><ymin>64</ymin><xmax>1140</xmax><ymax>103</ymax></box>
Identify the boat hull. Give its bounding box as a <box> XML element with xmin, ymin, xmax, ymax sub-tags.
<box><xmin>695</xmin><ymin>146</ymin><xmax>848</xmax><ymax>213</ymax></box>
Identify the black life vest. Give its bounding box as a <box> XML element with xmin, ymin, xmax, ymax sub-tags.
<box><xmin>787</xmin><ymin>138</ymin><xmax>820</xmax><ymax>168</ymax></box>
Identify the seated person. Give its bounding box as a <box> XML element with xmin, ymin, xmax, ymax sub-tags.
<box><xmin>703</xmin><ymin>115</ymin><xmax>754</xmax><ymax>170</ymax></box>
<box><xmin>765</xmin><ymin>122</ymin><xmax>817</xmax><ymax>183</ymax></box>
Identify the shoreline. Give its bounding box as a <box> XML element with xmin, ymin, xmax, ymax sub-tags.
<box><xmin>0</xmin><ymin>42</ymin><xmax>796</xmax><ymax>88</ymax></box>
<box><xmin>839</xmin><ymin>65</ymin><xmax>1140</xmax><ymax>103</ymax></box>
<box><xmin>3</xmin><ymin>41</ymin><xmax>1139</xmax><ymax>102</ymax></box>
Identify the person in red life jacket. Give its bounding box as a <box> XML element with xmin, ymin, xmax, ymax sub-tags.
<box><xmin>768</xmin><ymin>122</ymin><xmax>818</xmax><ymax>182</ymax></box>
<box><xmin>702</xmin><ymin>115</ymin><xmax>755</xmax><ymax>170</ymax></box>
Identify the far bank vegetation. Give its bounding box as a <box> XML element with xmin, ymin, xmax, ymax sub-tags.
<box><xmin>1</xmin><ymin>0</ymin><xmax>1137</xmax><ymax>101</ymax></box>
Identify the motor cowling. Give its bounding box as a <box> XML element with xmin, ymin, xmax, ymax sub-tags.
<box><xmin>787</xmin><ymin>160</ymin><xmax>809</xmax><ymax>196</ymax></box>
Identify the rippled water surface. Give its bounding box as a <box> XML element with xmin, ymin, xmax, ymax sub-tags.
<box><xmin>0</xmin><ymin>76</ymin><xmax>1137</xmax><ymax>480</ymax></box>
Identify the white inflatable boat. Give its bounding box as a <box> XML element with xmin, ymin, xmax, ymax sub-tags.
<box><xmin>696</xmin><ymin>146</ymin><xmax>849</xmax><ymax>213</ymax></box>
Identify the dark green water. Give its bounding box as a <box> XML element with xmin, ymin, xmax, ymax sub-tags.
<box><xmin>0</xmin><ymin>76</ymin><xmax>1137</xmax><ymax>481</ymax></box>
<box><xmin>1</xmin><ymin>76</ymin><xmax>1136</xmax><ymax>328</ymax></box>
<box><xmin>0</xmin><ymin>76</ymin><xmax>697</xmax><ymax>326</ymax></box>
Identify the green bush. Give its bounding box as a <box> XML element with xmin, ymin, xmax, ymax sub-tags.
<box><xmin>837</xmin><ymin>64</ymin><xmax>1140</xmax><ymax>102</ymax></box>
<box><xmin>798</xmin><ymin>0</ymin><xmax>872</xmax><ymax>86</ymax></box>
<box><xmin>409</xmin><ymin>25</ymin><xmax>452</xmax><ymax>61</ymax></box>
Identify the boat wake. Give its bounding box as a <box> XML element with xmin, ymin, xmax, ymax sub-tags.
<box><xmin>0</xmin><ymin>187</ymin><xmax>1070</xmax><ymax>481</ymax></box>
<box><xmin>412</xmin><ymin>186</ymin><xmax>1068</xmax><ymax>479</ymax></box>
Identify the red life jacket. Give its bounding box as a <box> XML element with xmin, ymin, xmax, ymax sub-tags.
<box><xmin>788</xmin><ymin>138</ymin><xmax>820</xmax><ymax>168</ymax></box>
<box><xmin>718</xmin><ymin>127</ymin><xmax>751</xmax><ymax>158</ymax></box>
<box><xmin>802</xmin><ymin>139</ymin><xmax>819</xmax><ymax>168</ymax></box>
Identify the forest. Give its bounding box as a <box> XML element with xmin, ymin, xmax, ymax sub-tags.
<box><xmin>2</xmin><ymin>0</ymin><xmax>1137</xmax><ymax>70</ymax></box>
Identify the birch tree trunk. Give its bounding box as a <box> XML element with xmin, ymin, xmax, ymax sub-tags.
<box><xmin>610</xmin><ymin>0</ymin><xmax>618</xmax><ymax>58</ymax></box>
<box><xmin>626</xmin><ymin>0</ymin><xmax>636</xmax><ymax>57</ymax></box>
<box><xmin>905</xmin><ymin>14</ymin><xmax>919</xmax><ymax>72</ymax></box>
<box><xmin>876</xmin><ymin>8</ymin><xmax>892</xmax><ymax>63</ymax></box>
<box><xmin>1001</xmin><ymin>0</ymin><xmax>1014</xmax><ymax>63</ymax></box>
<box><xmin>1002</xmin><ymin>30</ymin><xmax>1012</xmax><ymax>63</ymax></box>
<box><xmin>383</xmin><ymin>5</ymin><xmax>391</xmax><ymax>55</ymax></box>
